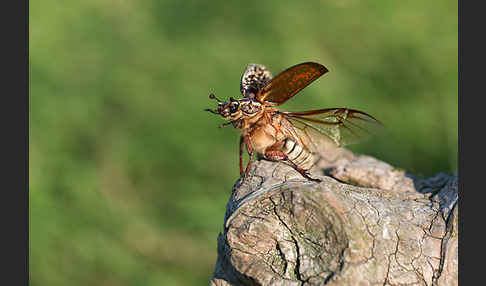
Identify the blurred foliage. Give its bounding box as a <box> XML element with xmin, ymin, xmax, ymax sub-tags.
<box><xmin>30</xmin><ymin>0</ymin><xmax>457</xmax><ymax>285</ymax></box>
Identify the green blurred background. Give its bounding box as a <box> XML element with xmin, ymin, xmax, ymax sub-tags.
<box><xmin>30</xmin><ymin>0</ymin><xmax>457</xmax><ymax>285</ymax></box>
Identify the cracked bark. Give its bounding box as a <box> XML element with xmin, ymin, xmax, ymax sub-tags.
<box><xmin>210</xmin><ymin>148</ymin><xmax>458</xmax><ymax>286</ymax></box>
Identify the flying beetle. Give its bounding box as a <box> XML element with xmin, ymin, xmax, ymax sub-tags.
<box><xmin>206</xmin><ymin>62</ymin><xmax>382</xmax><ymax>182</ymax></box>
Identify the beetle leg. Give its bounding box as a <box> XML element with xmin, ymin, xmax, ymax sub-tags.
<box><xmin>239</xmin><ymin>135</ymin><xmax>244</xmax><ymax>176</ymax></box>
<box><xmin>243</xmin><ymin>136</ymin><xmax>254</xmax><ymax>177</ymax></box>
<box><xmin>264</xmin><ymin>148</ymin><xmax>321</xmax><ymax>183</ymax></box>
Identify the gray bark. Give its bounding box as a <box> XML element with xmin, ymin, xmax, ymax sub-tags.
<box><xmin>210</xmin><ymin>148</ymin><xmax>458</xmax><ymax>286</ymax></box>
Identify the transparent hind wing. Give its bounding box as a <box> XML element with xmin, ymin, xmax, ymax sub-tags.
<box><xmin>283</xmin><ymin>108</ymin><xmax>383</xmax><ymax>153</ymax></box>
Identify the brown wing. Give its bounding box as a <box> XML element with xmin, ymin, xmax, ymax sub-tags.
<box><xmin>282</xmin><ymin>108</ymin><xmax>383</xmax><ymax>151</ymax></box>
<box><xmin>257</xmin><ymin>62</ymin><xmax>328</xmax><ymax>106</ymax></box>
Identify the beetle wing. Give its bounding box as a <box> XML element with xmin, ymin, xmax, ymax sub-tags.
<box><xmin>282</xmin><ymin>108</ymin><xmax>383</xmax><ymax>151</ymax></box>
<box><xmin>240</xmin><ymin>64</ymin><xmax>273</xmax><ymax>99</ymax></box>
<box><xmin>257</xmin><ymin>62</ymin><xmax>328</xmax><ymax>106</ymax></box>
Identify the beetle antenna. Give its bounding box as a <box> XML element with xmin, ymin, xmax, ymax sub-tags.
<box><xmin>209</xmin><ymin>93</ymin><xmax>223</xmax><ymax>103</ymax></box>
<box><xmin>204</xmin><ymin>108</ymin><xmax>219</xmax><ymax>114</ymax></box>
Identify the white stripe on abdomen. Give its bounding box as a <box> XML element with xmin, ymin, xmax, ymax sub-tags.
<box><xmin>282</xmin><ymin>138</ymin><xmax>315</xmax><ymax>170</ymax></box>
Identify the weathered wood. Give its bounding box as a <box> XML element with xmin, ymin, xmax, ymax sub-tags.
<box><xmin>210</xmin><ymin>148</ymin><xmax>458</xmax><ymax>286</ymax></box>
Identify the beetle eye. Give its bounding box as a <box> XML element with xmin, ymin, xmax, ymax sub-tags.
<box><xmin>230</xmin><ymin>104</ymin><xmax>238</xmax><ymax>113</ymax></box>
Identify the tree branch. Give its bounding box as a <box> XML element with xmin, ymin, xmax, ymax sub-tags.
<box><xmin>210</xmin><ymin>148</ymin><xmax>458</xmax><ymax>286</ymax></box>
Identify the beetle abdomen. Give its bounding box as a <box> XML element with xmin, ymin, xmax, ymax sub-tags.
<box><xmin>282</xmin><ymin>138</ymin><xmax>315</xmax><ymax>170</ymax></box>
